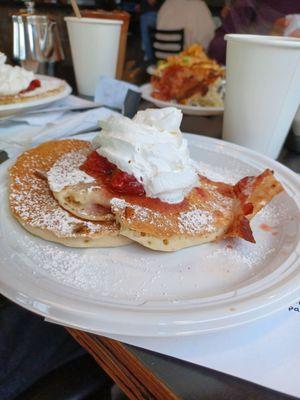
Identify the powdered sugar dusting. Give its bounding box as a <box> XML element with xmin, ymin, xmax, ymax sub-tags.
<box><xmin>111</xmin><ymin>197</ymin><xmax>219</xmax><ymax>236</ymax></box>
<box><xmin>256</xmin><ymin>193</ymin><xmax>298</xmax><ymax>226</ymax></box>
<box><xmin>9</xmin><ymin>146</ymin><xmax>117</xmax><ymax>238</ymax></box>
<box><xmin>47</xmin><ymin>150</ymin><xmax>95</xmax><ymax>192</ymax></box>
<box><xmin>207</xmin><ymin>238</ymin><xmax>276</xmax><ymax>268</ymax></box>
<box><xmin>195</xmin><ymin>160</ymin><xmax>250</xmax><ymax>184</ymax></box>
<box><xmin>178</xmin><ymin>209</ymin><xmax>214</xmax><ymax>234</ymax></box>
<box><xmin>111</xmin><ymin>197</ymin><xmax>174</xmax><ymax>229</ymax></box>
<box><xmin>110</xmin><ymin>197</ymin><xmax>126</xmax><ymax>210</ymax></box>
<box><xmin>10</xmin><ymin>175</ymin><xmax>112</xmax><ymax>237</ymax></box>
<box><xmin>206</xmin><ymin>191</ymin><xmax>298</xmax><ymax>269</ymax></box>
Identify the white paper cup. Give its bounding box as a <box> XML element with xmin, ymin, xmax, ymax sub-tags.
<box><xmin>65</xmin><ymin>17</ymin><xmax>122</xmax><ymax>96</ymax></box>
<box><xmin>222</xmin><ymin>34</ymin><xmax>300</xmax><ymax>159</ymax></box>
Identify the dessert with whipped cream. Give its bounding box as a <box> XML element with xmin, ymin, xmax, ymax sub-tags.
<box><xmin>48</xmin><ymin>108</ymin><xmax>198</xmax><ymax>221</ymax></box>
<box><xmin>94</xmin><ymin>107</ymin><xmax>198</xmax><ymax>203</ymax></box>
<box><xmin>0</xmin><ymin>53</ymin><xmax>68</xmax><ymax>105</ymax></box>
<box><xmin>39</xmin><ymin>107</ymin><xmax>284</xmax><ymax>251</ymax></box>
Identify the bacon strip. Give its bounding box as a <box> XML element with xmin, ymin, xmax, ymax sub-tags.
<box><xmin>225</xmin><ymin>169</ymin><xmax>284</xmax><ymax>242</ymax></box>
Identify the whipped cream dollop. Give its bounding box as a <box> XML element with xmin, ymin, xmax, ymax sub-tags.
<box><xmin>0</xmin><ymin>53</ymin><xmax>34</xmax><ymax>96</ymax></box>
<box><xmin>93</xmin><ymin>107</ymin><xmax>198</xmax><ymax>204</ymax></box>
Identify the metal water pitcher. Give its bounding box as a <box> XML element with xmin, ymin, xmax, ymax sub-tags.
<box><xmin>12</xmin><ymin>1</ymin><xmax>64</xmax><ymax>75</ymax></box>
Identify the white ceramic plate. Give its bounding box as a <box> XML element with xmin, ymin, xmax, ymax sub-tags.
<box><xmin>0</xmin><ymin>75</ymin><xmax>72</xmax><ymax>118</ymax></box>
<box><xmin>141</xmin><ymin>83</ymin><xmax>224</xmax><ymax>116</ymax></box>
<box><xmin>0</xmin><ymin>134</ymin><xmax>299</xmax><ymax>337</ymax></box>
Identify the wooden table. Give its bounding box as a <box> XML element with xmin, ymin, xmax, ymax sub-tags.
<box><xmin>67</xmin><ymin>329</ymin><xmax>294</xmax><ymax>400</ymax></box>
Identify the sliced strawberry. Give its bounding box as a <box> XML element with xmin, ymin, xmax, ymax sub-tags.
<box><xmin>20</xmin><ymin>79</ymin><xmax>41</xmax><ymax>94</ymax></box>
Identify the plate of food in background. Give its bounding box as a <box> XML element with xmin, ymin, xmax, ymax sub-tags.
<box><xmin>142</xmin><ymin>45</ymin><xmax>225</xmax><ymax>116</ymax></box>
<box><xmin>0</xmin><ymin>53</ymin><xmax>71</xmax><ymax>117</ymax></box>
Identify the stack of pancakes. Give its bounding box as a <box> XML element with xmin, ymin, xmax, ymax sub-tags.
<box><xmin>9</xmin><ymin>139</ymin><xmax>283</xmax><ymax>251</ymax></box>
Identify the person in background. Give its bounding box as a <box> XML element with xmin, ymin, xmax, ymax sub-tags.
<box><xmin>220</xmin><ymin>0</ymin><xmax>231</xmax><ymax>20</ymax></box>
<box><xmin>120</xmin><ymin>0</ymin><xmax>139</xmax><ymax>13</ymax></box>
<box><xmin>138</xmin><ymin>0</ymin><xmax>163</xmax><ymax>63</ymax></box>
<box><xmin>156</xmin><ymin>0</ymin><xmax>216</xmax><ymax>50</ymax></box>
<box><xmin>271</xmin><ymin>14</ymin><xmax>300</xmax><ymax>38</ymax></box>
<box><xmin>208</xmin><ymin>0</ymin><xmax>300</xmax><ymax>64</ymax></box>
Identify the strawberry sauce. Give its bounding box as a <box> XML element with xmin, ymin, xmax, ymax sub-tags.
<box><xmin>80</xmin><ymin>151</ymin><xmax>145</xmax><ymax>196</ymax></box>
<box><xmin>259</xmin><ymin>223</ymin><xmax>273</xmax><ymax>232</ymax></box>
<box><xmin>80</xmin><ymin>151</ymin><xmax>186</xmax><ymax>212</ymax></box>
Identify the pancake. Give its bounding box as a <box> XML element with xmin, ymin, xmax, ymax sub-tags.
<box><xmin>48</xmin><ymin>147</ymin><xmax>284</xmax><ymax>252</ymax></box>
<box><xmin>9</xmin><ymin>140</ymin><xmax>130</xmax><ymax>248</ymax></box>
<box><xmin>47</xmin><ymin>149</ymin><xmax>114</xmax><ymax>222</ymax></box>
<box><xmin>110</xmin><ymin>170</ymin><xmax>283</xmax><ymax>252</ymax></box>
<box><xmin>0</xmin><ymin>79</ymin><xmax>66</xmax><ymax>105</ymax></box>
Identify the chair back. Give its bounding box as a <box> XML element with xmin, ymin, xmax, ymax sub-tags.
<box><xmin>149</xmin><ymin>28</ymin><xmax>185</xmax><ymax>61</ymax></box>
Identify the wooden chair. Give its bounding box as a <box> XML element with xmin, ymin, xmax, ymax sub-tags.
<box><xmin>149</xmin><ymin>28</ymin><xmax>185</xmax><ymax>62</ymax></box>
